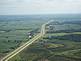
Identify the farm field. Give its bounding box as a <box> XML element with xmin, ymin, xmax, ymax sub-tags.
<box><xmin>0</xmin><ymin>15</ymin><xmax>48</xmax><ymax>59</ymax></box>
<box><xmin>9</xmin><ymin>15</ymin><xmax>81</xmax><ymax>61</ymax></box>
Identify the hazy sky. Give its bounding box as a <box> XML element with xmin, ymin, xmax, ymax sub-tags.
<box><xmin>0</xmin><ymin>0</ymin><xmax>81</xmax><ymax>15</ymax></box>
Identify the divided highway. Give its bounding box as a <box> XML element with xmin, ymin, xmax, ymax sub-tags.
<box><xmin>1</xmin><ymin>20</ymin><xmax>53</xmax><ymax>61</ymax></box>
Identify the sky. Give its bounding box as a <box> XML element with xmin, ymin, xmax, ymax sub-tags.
<box><xmin>0</xmin><ymin>0</ymin><xmax>81</xmax><ymax>15</ymax></box>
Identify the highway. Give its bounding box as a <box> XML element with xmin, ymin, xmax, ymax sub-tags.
<box><xmin>1</xmin><ymin>20</ymin><xmax>53</xmax><ymax>61</ymax></box>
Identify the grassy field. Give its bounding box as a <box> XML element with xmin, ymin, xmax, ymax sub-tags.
<box><xmin>0</xmin><ymin>16</ymin><xmax>48</xmax><ymax>59</ymax></box>
<box><xmin>9</xmin><ymin>18</ymin><xmax>81</xmax><ymax>61</ymax></box>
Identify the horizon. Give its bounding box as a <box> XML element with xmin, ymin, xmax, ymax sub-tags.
<box><xmin>0</xmin><ymin>13</ymin><xmax>81</xmax><ymax>16</ymax></box>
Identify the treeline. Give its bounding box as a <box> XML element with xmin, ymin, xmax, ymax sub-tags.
<box><xmin>44</xmin><ymin>34</ymin><xmax>81</xmax><ymax>42</ymax></box>
<box><xmin>61</xmin><ymin>20</ymin><xmax>81</xmax><ymax>25</ymax></box>
<box><xmin>47</xmin><ymin>29</ymin><xmax>81</xmax><ymax>33</ymax></box>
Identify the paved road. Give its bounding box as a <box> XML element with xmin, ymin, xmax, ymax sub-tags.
<box><xmin>1</xmin><ymin>20</ymin><xmax>53</xmax><ymax>61</ymax></box>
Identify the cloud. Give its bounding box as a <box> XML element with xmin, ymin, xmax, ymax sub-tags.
<box><xmin>0</xmin><ymin>0</ymin><xmax>81</xmax><ymax>15</ymax></box>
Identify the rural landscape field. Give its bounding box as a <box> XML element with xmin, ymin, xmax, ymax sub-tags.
<box><xmin>0</xmin><ymin>15</ymin><xmax>48</xmax><ymax>59</ymax></box>
<box><xmin>0</xmin><ymin>14</ymin><xmax>81</xmax><ymax>61</ymax></box>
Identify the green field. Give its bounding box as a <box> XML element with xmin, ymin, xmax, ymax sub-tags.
<box><xmin>9</xmin><ymin>19</ymin><xmax>81</xmax><ymax>61</ymax></box>
<box><xmin>0</xmin><ymin>16</ymin><xmax>48</xmax><ymax>59</ymax></box>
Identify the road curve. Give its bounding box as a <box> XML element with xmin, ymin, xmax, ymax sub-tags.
<box><xmin>1</xmin><ymin>20</ymin><xmax>53</xmax><ymax>61</ymax></box>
